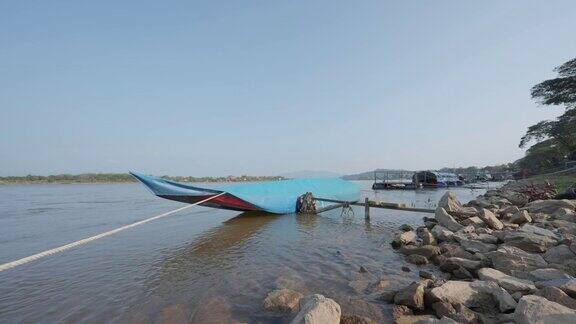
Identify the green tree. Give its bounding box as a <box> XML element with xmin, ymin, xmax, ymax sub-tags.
<box><xmin>518</xmin><ymin>57</ymin><xmax>576</xmax><ymax>173</ymax></box>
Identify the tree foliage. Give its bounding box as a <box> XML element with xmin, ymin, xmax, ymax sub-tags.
<box><xmin>518</xmin><ymin>57</ymin><xmax>576</xmax><ymax>174</ymax></box>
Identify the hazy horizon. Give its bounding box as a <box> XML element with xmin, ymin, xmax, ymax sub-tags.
<box><xmin>2</xmin><ymin>1</ymin><xmax>575</xmax><ymax>177</ymax></box>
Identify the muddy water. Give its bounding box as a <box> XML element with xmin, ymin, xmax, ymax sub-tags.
<box><xmin>0</xmin><ymin>181</ymin><xmax>497</xmax><ymax>322</ymax></box>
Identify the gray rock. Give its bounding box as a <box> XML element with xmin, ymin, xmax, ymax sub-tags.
<box><xmin>461</xmin><ymin>216</ymin><xmax>485</xmax><ymax>228</ymax></box>
<box><xmin>435</xmin><ymin>207</ymin><xmax>464</xmax><ymax>232</ymax></box>
<box><xmin>535</xmin><ymin>279</ymin><xmax>576</xmax><ymax>298</ymax></box>
<box><xmin>417</xmin><ymin>227</ymin><xmax>437</xmax><ymax>246</ymax></box>
<box><xmin>399</xmin><ymin>245</ymin><xmax>442</xmax><ymax>258</ymax></box>
<box><xmin>543</xmin><ymin>245</ymin><xmax>576</xmax><ymax>265</ymax></box>
<box><xmin>487</xmin><ymin>245</ymin><xmax>548</xmax><ymax>275</ymax></box>
<box><xmin>514</xmin><ymin>294</ymin><xmax>576</xmax><ymax>324</ymax></box>
<box><xmin>524</xmin><ymin>200</ymin><xmax>576</xmax><ymax>214</ymax></box>
<box><xmin>438</xmin><ymin>192</ymin><xmax>463</xmax><ymax>214</ymax></box>
<box><xmin>400</xmin><ymin>224</ymin><xmax>414</xmax><ymax>232</ymax></box>
<box><xmin>478</xmin><ymin>208</ymin><xmax>504</xmax><ymax>230</ymax></box>
<box><xmin>458</xmin><ymin>238</ymin><xmax>497</xmax><ymax>253</ymax></box>
<box><xmin>439</xmin><ymin>257</ymin><xmax>482</xmax><ymax>272</ymax></box>
<box><xmin>429</xmin><ymin>280</ymin><xmax>517</xmax><ymax>313</ymax></box>
<box><xmin>499</xmin><ymin>205</ymin><xmax>520</xmax><ymax>216</ymax></box>
<box><xmin>431</xmin><ymin>225</ymin><xmax>454</xmax><ymax>242</ymax></box>
<box><xmin>511</xmin><ymin>210</ymin><xmax>532</xmax><ymax>225</ymax></box>
<box><xmin>406</xmin><ymin>254</ymin><xmax>428</xmax><ymax>265</ymax></box>
<box><xmin>552</xmin><ymin>208</ymin><xmax>576</xmax><ymax>222</ymax></box>
<box><xmin>394</xmin><ymin>280</ymin><xmax>431</xmax><ymax>311</ymax></box>
<box><xmin>477</xmin><ymin>267</ymin><xmax>536</xmax><ymax>294</ymax></box>
<box><xmin>502</xmin><ymin>229</ymin><xmax>558</xmax><ymax>253</ymax></box>
<box><xmin>536</xmin><ymin>286</ymin><xmax>576</xmax><ymax>310</ymax></box>
<box><xmin>393</xmin><ymin>231</ymin><xmax>418</xmax><ymax>247</ymax></box>
<box><xmin>290</xmin><ymin>294</ymin><xmax>341</xmax><ymax>324</ymax></box>
<box><xmin>263</xmin><ymin>288</ymin><xmax>303</xmax><ymax>313</ymax></box>
<box><xmin>530</xmin><ymin>268</ymin><xmax>573</xmax><ymax>282</ymax></box>
<box><xmin>499</xmin><ymin>190</ymin><xmax>529</xmax><ymax>207</ymax></box>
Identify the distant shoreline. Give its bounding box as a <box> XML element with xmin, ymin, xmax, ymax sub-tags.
<box><xmin>0</xmin><ymin>173</ymin><xmax>284</xmax><ymax>185</ymax></box>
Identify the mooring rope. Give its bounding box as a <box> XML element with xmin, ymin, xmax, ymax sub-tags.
<box><xmin>0</xmin><ymin>192</ymin><xmax>226</xmax><ymax>273</ymax></box>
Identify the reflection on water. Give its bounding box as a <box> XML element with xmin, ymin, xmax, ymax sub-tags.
<box><xmin>0</xmin><ymin>181</ymin><xmax>497</xmax><ymax>323</ymax></box>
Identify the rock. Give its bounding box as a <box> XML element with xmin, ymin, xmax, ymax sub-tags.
<box><xmin>402</xmin><ymin>266</ymin><xmax>411</xmax><ymax>272</ymax></box>
<box><xmin>431</xmin><ymin>225</ymin><xmax>454</xmax><ymax>242</ymax></box>
<box><xmin>478</xmin><ymin>208</ymin><xmax>504</xmax><ymax>230</ymax></box>
<box><xmin>439</xmin><ymin>257</ymin><xmax>482</xmax><ymax>272</ymax></box>
<box><xmin>552</xmin><ymin>208</ymin><xmax>576</xmax><ymax>222</ymax></box>
<box><xmin>435</xmin><ymin>207</ymin><xmax>464</xmax><ymax>232</ymax></box>
<box><xmin>190</xmin><ymin>296</ymin><xmax>232</xmax><ymax>324</ymax></box>
<box><xmin>429</xmin><ymin>280</ymin><xmax>517</xmax><ymax>313</ymax></box>
<box><xmin>487</xmin><ymin>246</ymin><xmax>548</xmax><ymax>275</ymax></box>
<box><xmin>536</xmin><ymin>286</ymin><xmax>576</xmax><ymax>310</ymax></box>
<box><xmin>451</xmin><ymin>267</ymin><xmax>474</xmax><ymax>280</ymax></box>
<box><xmin>431</xmin><ymin>301</ymin><xmax>455</xmax><ymax>319</ymax></box>
<box><xmin>476</xmin><ymin>227</ymin><xmax>493</xmax><ymax>235</ymax></box>
<box><xmin>417</xmin><ymin>227</ymin><xmax>437</xmax><ymax>245</ymax></box>
<box><xmin>339</xmin><ymin>314</ymin><xmax>377</xmax><ymax>324</ymax></box>
<box><xmin>393</xmin><ymin>231</ymin><xmax>418</xmax><ymax>247</ymax></box>
<box><xmin>391</xmin><ymin>304</ymin><xmax>413</xmax><ymax>319</ymax></box>
<box><xmin>156</xmin><ymin>304</ymin><xmax>191</xmax><ymax>324</ymax></box>
<box><xmin>499</xmin><ymin>190</ymin><xmax>529</xmax><ymax>207</ymax></box>
<box><xmin>499</xmin><ymin>205</ymin><xmax>520</xmax><ymax>216</ymax></box>
<box><xmin>400</xmin><ymin>224</ymin><xmax>414</xmax><ymax>232</ymax></box>
<box><xmin>530</xmin><ymin>268</ymin><xmax>573</xmax><ymax>281</ymax></box>
<box><xmin>512</xmin><ymin>292</ymin><xmax>523</xmax><ymax>301</ymax></box>
<box><xmin>461</xmin><ymin>216</ymin><xmax>485</xmax><ymax>228</ymax></box>
<box><xmin>477</xmin><ymin>268</ymin><xmax>536</xmax><ymax>294</ymax></box>
<box><xmin>419</xmin><ymin>270</ymin><xmax>435</xmax><ymax>280</ymax></box>
<box><xmin>543</xmin><ymin>245</ymin><xmax>576</xmax><ymax>265</ymax></box>
<box><xmin>502</xmin><ymin>228</ymin><xmax>558</xmax><ymax>253</ymax></box>
<box><xmin>399</xmin><ymin>245</ymin><xmax>442</xmax><ymax>258</ymax></box>
<box><xmin>359</xmin><ymin>266</ymin><xmax>368</xmax><ymax>273</ymax></box>
<box><xmin>290</xmin><ymin>294</ymin><xmax>341</xmax><ymax>324</ymax></box>
<box><xmin>511</xmin><ymin>210</ymin><xmax>532</xmax><ymax>224</ymax></box>
<box><xmin>394</xmin><ymin>315</ymin><xmax>436</xmax><ymax>324</ymax></box>
<box><xmin>263</xmin><ymin>288</ymin><xmax>303</xmax><ymax>313</ymax></box>
<box><xmin>406</xmin><ymin>254</ymin><xmax>428</xmax><ymax>265</ymax></box>
<box><xmin>524</xmin><ymin>199</ymin><xmax>576</xmax><ymax>214</ymax></box>
<box><xmin>455</xmin><ymin>225</ymin><xmax>475</xmax><ymax>235</ymax></box>
<box><xmin>521</xmin><ymin>224</ymin><xmax>559</xmax><ymax>239</ymax></box>
<box><xmin>536</xmin><ymin>279</ymin><xmax>576</xmax><ymax>298</ymax></box>
<box><xmin>549</xmin><ymin>219</ymin><xmax>576</xmax><ymax>235</ymax></box>
<box><xmin>475</xmin><ymin>233</ymin><xmax>499</xmax><ymax>244</ymax></box>
<box><xmin>458</xmin><ymin>238</ymin><xmax>497</xmax><ymax>253</ymax></box>
<box><xmin>393</xmin><ymin>280</ymin><xmax>431</xmax><ymax>310</ymax></box>
<box><xmin>438</xmin><ymin>192</ymin><xmax>463</xmax><ymax>214</ymax></box>
<box><xmin>438</xmin><ymin>243</ymin><xmax>478</xmax><ymax>260</ymax></box>
<box><xmin>514</xmin><ymin>294</ymin><xmax>576</xmax><ymax>324</ymax></box>
<box><xmin>376</xmin><ymin>290</ymin><xmax>397</xmax><ymax>303</ymax></box>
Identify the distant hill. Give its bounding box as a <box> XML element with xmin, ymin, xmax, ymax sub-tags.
<box><xmin>279</xmin><ymin>170</ymin><xmax>342</xmax><ymax>179</ymax></box>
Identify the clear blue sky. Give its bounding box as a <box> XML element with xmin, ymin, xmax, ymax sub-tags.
<box><xmin>1</xmin><ymin>1</ymin><xmax>575</xmax><ymax>176</ymax></box>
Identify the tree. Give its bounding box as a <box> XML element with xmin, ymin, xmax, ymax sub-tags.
<box><xmin>517</xmin><ymin>57</ymin><xmax>576</xmax><ymax>173</ymax></box>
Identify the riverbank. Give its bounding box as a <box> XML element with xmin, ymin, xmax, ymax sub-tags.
<box><xmin>0</xmin><ymin>173</ymin><xmax>283</xmax><ymax>185</ymax></box>
<box><xmin>256</xmin><ymin>180</ymin><xmax>576</xmax><ymax>323</ymax></box>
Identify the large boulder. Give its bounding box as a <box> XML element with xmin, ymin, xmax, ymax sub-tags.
<box><xmin>530</xmin><ymin>268</ymin><xmax>573</xmax><ymax>281</ymax></box>
<box><xmin>435</xmin><ymin>208</ymin><xmax>464</xmax><ymax>232</ymax></box>
<box><xmin>477</xmin><ymin>267</ymin><xmax>536</xmax><ymax>294</ymax></box>
<box><xmin>438</xmin><ymin>192</ymin><xmax>463</xmax><ymax>214</ymax></box>
<box><xmin>487</xmin><ymin>246</ymin><xmax>548</xmax><ymax>275</ymax></box>
<box><xmin>536</xmin><ymin>286</ymin><xmax>576</xmax><ymax>310</ymax></box>
<box><xmin>461</xmin><ymin>216</ymin><xmax>485</xmax><ymax>228</ymax></box>
<box><xmin>514</xmin><ymin>295</ymin><xmax>576</xmax><ymax>324</ymax></box>
<box><xmin>392</xmin><ymin>231</ymin><xmax>417</xmax><ymax>247</ymax></box>
<box><xmin>457</xmin><ymin>238</ymin><xmax>497</xmax><ymax>253</ymax></box>
<box><xmin>439</xmin><ymin>257</ymin><xmax>482</xmax><ymax>272</ymax></box>
<box><xmin>263</xmin><ymin>288</ymin><xmax>303</xmax><ymax>313</ymax></box>
<box><xmin>511</xmin><ymin>210</ymin><xmax>532</xmax><ymax>225</ymax></box>
<box><xmin>543</xmin><ymin>245</ymin><xmax>576</xmax><ymax>265</ymax></box>
<box><xmin>478</xmin><ymin>209</ymin><xmax>504</xmax><ymax>230</ymax></box>
<box><xmin>394</xmin><ymin>280</ymin><xmax>431</xmax><ymax>310</ymax></box>
<box><xmin>417</xmin><ymin>227</ymin><xmax>437</xmax><ymax>245</ymax></box>
<box><xmin>524</xmin><ymin>200</ymin><xmax>576</xmax><ymax>214</ymax></box>
<box><xmin>429</xmin><ymin>280</ymin><xmax>517</xmax><ymax>313</ymax></box>
<box><xmin>499</xmin><ymin>190</ymin><xmax>529</xmax><ymax>207</ymax></box>
<box><xmin>431</xmin><ymin>225</ymin><xmax>454</xmax><ymax>242</ymax></box>
<box><xmin>536</xmin><ymin>279</ymin><xmax>576</xmax><ymax>298</ymax></box>
<box><xmin>399</xmin><ymin>245</ymin><xmax>442</xmax><ymax>258</ymax></box>
<box><xmin>290</xmin><ymin>294</ymin><xmax>341</xmax><ymax>324</ymax></box>
<box><xmin>502</xmin><ymin>226</ymin><xmax>559</xmax><ymax>253</ymax></box>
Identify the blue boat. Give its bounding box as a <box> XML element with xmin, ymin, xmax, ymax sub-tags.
<box><xmin>131</xmin><ymin>172</ymin><xmax>360</xmax><ymax>214</ymax></box>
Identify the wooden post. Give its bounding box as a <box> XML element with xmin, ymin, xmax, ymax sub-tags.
<box><xmin>364</xmin><ymin>197</ymin><xmax>370</xmax><ymax>220</ymax></box>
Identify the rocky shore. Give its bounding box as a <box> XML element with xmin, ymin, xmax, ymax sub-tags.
<box><xmin>261</xmin><ymin>181</ymin><xmax>576</xmax><ymax>323</ymax></box>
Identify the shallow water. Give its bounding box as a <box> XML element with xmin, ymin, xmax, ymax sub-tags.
<box><xmin>0</xmin><ymin>181</ymin><xmax>500</xmax><ymax>322</ymax></box>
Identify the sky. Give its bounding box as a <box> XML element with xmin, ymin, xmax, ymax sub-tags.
<box><xmin>1</xmin><ymin>1</ymin><xmax>575</xmax><ymax>177</ymax></box>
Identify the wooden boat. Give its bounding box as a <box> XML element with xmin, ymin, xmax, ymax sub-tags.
<box><xmin>131</xmin><ymin>172</ymin><xmax>360</xmax><ymax>214</ymax></box>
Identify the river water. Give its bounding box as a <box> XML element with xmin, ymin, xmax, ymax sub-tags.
<box><xmin>0</xmin><ymin>181</ymin><xmax>499</xmax><ymax>323</ymax></box>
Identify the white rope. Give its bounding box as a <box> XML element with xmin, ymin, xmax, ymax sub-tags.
<box><xmin>0</xmin><ymin>192</ymin><xmax>225</xmax><ymax>273</ymax></box>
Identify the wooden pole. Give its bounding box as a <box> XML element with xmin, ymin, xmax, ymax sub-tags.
<box><xmin>364</xmin><ymin>197</ymin><xmax>370</xmax><ymax>220</ymax></box>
